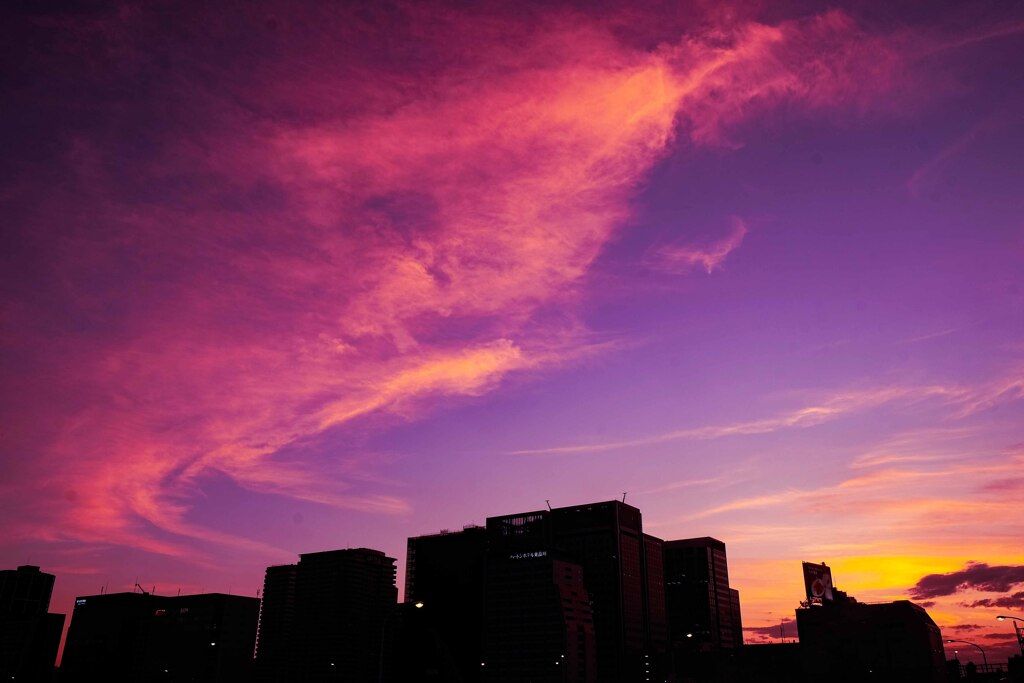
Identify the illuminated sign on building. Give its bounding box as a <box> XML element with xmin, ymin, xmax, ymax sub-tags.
<box><xmin>509</xmin><ymin>551</ymin><xmax>547</xmax><ymax>560</ymax></box>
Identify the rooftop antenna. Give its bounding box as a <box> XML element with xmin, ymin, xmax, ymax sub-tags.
<box><xmin>622</xmin><ymin>492</ymin><xmax>627</xmax><ymax>503</ymax></box>
<box><xmin>134</xmin><ymin>582</ymin><xmax>149</xmax><ymax>595</ymax></box>
<box><xmin>545</xmin><ymin>500</ymin><xmax>552</xmax><ymax>511</ymax></box>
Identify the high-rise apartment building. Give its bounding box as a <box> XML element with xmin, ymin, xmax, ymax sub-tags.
<box><xmin>254</xmin><ymin>563</ymin><xmax>297</xmax><ymax>680</ymax></box>
<box><xmin>255</xmin><ymin>547</ymin><xmax>397</xmax><ymax>682</ymax></box>
<box><xmin>0</xmin><ymin>565</ymin><xmax>65</xmax><ymax>683</ymax></box>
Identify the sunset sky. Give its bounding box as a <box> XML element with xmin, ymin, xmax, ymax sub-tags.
<box><xmin>2</xmin><ymin>0</ymin><xmax>1023</xmax><ymax>665</ymax></box>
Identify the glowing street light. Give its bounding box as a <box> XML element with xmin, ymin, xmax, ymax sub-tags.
<box><xmin>996</xmin><ymin>615</ymin><xmax>1024</xmax><ymax>656</ymax></box>
<box><xmin>945</xmin><ymin>639</ymin><xmax>988</xmax><ymax>670</ymax></box>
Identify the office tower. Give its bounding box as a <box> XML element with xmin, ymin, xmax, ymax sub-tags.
<box><xmin>664</xmin><ymin>537</ymin><xmax>739</xmax><ymax>652</ymax></box>
<box><xmin>0</xmin><ymin>565</ymin><xmax>65</xmax><ymax>683</ymax></box>
<box><xmin>795</xmin><ymin>562</ymin><xmax>945</xmax><ymax>682</ymax></box>
<box><xmin>404</xmin><ymin>525</ymin><xmax>488</xmax><ymax>682</ymax></box>
<box><xmin>484</xmin><ymin>500</ymin><xmax>667</xmax><ymax>683</ymax></box>
<box><xmin>255</xmin><ymin>547</ymin><xmax>397</xmax><ymax>682</ymax></box>
<box><xmin>728</xmin><ymin>588</ymin><xmax>743</xmax><ymax>648</ymax></box>
<box><xmin>484</xmin><ymin>548</ymin><xmax>596</xmax><ymax>683</ymax></box>
<box><xmin>61</xmin><ymin>591</ymin><xmax>259</xmax><ymax>682</ymax></box>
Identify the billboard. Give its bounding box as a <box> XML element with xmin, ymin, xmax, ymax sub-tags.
<box><xmin>802</xmin><ymin>561</ymin><xmax>834</xmax><ymax>604</ymax></box>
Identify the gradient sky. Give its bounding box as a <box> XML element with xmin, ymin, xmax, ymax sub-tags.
<box><xmin>2</xmin><ymin>0</ymin><xmax>1023</xmax><ymax>665</ymax></box>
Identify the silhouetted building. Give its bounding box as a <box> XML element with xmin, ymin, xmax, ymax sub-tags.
<box><xmin>256</xmin><ymin>547</ymin><xmax>397</xmax><ymax>682</ymax></box>
<box><xmin>484</xmin><ymin>545</ymin><xmax>597</xmax><ymax>682</ymax></box>
<box><xmin>483</xmin><ymin>500</ymin><xmax>667</xmax><ymax>682</ymax></box>
<box><xmin>1007</xmin><ymin>654</ymin><xmax>1023</xmax><ymax>683</ymax></box>
<box><xmin>794</xmin><ymin>563</ymin><xmax>945</xmax><ymax>683</ymax></box>
<box><xmin>61</xmin><ymin>590</ymin><xmax>259</xmax><ymax>682</ymax></box>
<box><xmin>403</xmin><ymin>525</ymin><xmax>488</xmax><ymax>682</ymax></box>
<box><xmin>664</xmin><ymin>538</ymin><xmax>740</xmax><ymax>653</ymax></box>
<box><xmin>0</xmin><ymin>565</ymin><xmax>64</xmax><ymax>682</ymax></box>
<box><xmin>663</xmin><ymin>538</ymin><xmax>743</xmax><ymax>681</ymax></box>
<box><xmin>254</xmin><ymin>564</ymin><xmax>297</xmax><ymax>679</ymax></box>
<box><xmin>736</xmin><ymin>643</ymin><xmax>804</xmax><ymax>683</ymax></box>
<box><xmin>728</xmin><ymin>588</ymin><xmax>743</xmax><ymax>648</ymax></box>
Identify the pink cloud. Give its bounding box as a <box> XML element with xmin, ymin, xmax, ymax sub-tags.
<box><xmin>0</xmin><ymin>3</ymin><xmax>931</xmax><ymax>560</ymax></box>
<box><xmin>652</xmin><ymin>217</ymin><xmax>748</xmax><ymax>274</ymax></box>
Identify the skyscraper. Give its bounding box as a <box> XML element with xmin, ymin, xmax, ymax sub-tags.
<box><xmin>484</xmin><ymin>500</ymin><xmax>667</xmax><ymax>682</ymax></box>
<box><xmin>256</xmin><ymin>547</ymin><xmax>397</xmax><ymax>682</ymax></box>
<box><xmin>404</xmin><ymin>525</ymin><xmax>488</xmax><ymax>682</ymax></box>
<box><xmin>482</xmin><ymin>509</ymin><xmax>598</xmax><ymax>683</ymax></box>
<box><xmin>664</xmin><ymin>537</ymin><xmax>740</xmax><ymax>653</ymax></box>
<box><xmin>0</xmin><ymin>565</ymin><xmax>65</xmax><ymax>683</ymax></box>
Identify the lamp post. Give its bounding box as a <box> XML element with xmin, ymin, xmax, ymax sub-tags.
<box><xmin>996</xmin><ymin>615</ymin><xmax>1024</xmax><ymax>656</ymax></box>
<box><xmin>378</xmin><ymin>601</ymin><xmax>424</xmax><ymax>683</ymax></box>
<box><xmin>945</xmin><ymin>639</ymin><xmax>988</xmax><ymax>671</ymax></box>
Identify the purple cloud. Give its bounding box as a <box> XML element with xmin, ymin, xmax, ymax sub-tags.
<box><xmin>909</xmin><ymin>562</ymin><xmax>1024</xmax><ymax>599</ymax></box>
<box><xmin>947</xmin><ymin>624</ymin><xmax>983</xmax><ymax>631</ymax></box>
<box><xmin>744</xmin><ymin>620</ymin><xmax>795</xmax><ymax>637</ymax></box>
<box><xmin>964</xmin><ymin>591</ymin><xmax>1024</xmax><ymax>610</ymax></box>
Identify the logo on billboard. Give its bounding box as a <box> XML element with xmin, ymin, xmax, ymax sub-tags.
<box><xmin>802</xmin><ymin>562</ymin><xmax>834</xmax><ymax>605</ymax></box>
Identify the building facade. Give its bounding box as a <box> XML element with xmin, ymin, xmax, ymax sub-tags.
<box><xmin>404</xmin><ymin>525</ymin><xmax>488</xmax><ymax>682</ymax></box>
<box><xmin>484</xmin><ymin>500</ymin><xmax>667</xmax><ymax>682</ymax></box>
<box><xmin>0</xmin><ymin>565</ymin><xmax>64</xmax><ymax>683</ymax></box>
<box><xmin>796</xmin><ymin>598</ymin><xmax>946</xmax><ymax>682</ymax></box>
<box><xmin>61</xmin><ymin>591</ymin><xmax>259</xmax><ymax>682</ymax></box>
<box><xmin>256</xmin><ymin>547</ymin><xmax>398</xmax><ymax>682</ymax></box>
<box><xmin>794</xmin><ymin>562</ymin><xmax>944</xmax><ymax>683</ymax></box>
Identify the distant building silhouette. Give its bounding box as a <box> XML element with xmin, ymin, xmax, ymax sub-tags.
<box><xmin>0</xmin><ymin>565</ymin><xmax>64</xmax><ymax>683</ymax></box>
<box><xmin>403</xmin><ymin>525</ymin><xmax>488</xmax><ymax>681</ymax></box>
<box><xmin>255</xmin><ymin>547</ymin><xmax>397</xmax><ymax>682</ymax></box>
<box><xmin>664</xmin><ymin>538</ymin><xmax>742</xmax><ymax>651</ymax></box>
<box><xmin>728</xmin><ymin>588</ymin><xmax>743</xmax><ymax>649</ymax></box>
<box><xmin>254</xmin><ymin>564</ymin><xmax>297</xmax><ymax>679</ymax></box>
<box><xmin>483</xmin><ymin>500</ymin><xmax>667</xmax><ymax>682</ymax></box>
<box><xmin>794</xmin><ymin>562</ymin><xmax>945</xmax><ymax>683</ymax></box>
<box><xmin>664</xmin><ymin>538</ymin><xmax>743</xmax><ymax>681</ymax></box>
<box><xmin>61</xmin><ymin>590</ymin><xmax>259</xmax><ymax>682</ymax></box>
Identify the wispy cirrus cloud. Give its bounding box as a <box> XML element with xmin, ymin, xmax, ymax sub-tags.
<box><xmin>512</xmin><ymin>384</ymin><xmax>960</xmax><ymax>455</ymax></box>
<box><xmin>650</xmin><ymin>217</ymin><xmax>748</xmax><ymax>274</ymax></box>
<box><xmin>514</xmin><ymin>366</ymin><xmax>1024</xmax><ymax>456</ymax></box>
<box><xmin>0</xmin><ymin>2</ymin><xmax>941</xmax><ymax>560</ymax></box>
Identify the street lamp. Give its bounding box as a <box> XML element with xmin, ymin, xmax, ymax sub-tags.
<box><xmin>378</xmin><ymin>601</ymin><xmax>425</xmax><ymax>683</ymax></box>
<box><xmin>945</xmin><ymin>639</ymin><xmax>988</xmax><ymax>671</ymax></box>
<box><xmin>996</xmin><ymin>615</ymin><xmax>1024</xmax><ymax>656</ymax></box>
